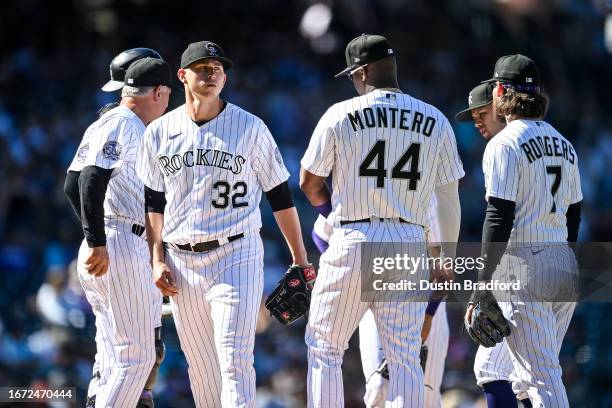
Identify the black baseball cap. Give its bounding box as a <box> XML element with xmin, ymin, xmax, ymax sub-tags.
<box><xmin>334</xmin><ymin>34</ymin><xmax>395</xmax><ymax>78</ymax></box>
<box><xmin>180</xmin><ymin>41</ymin><xmax>234</xmax><ymax>70</ymax></box>
<box><xmin>124</xmin><ymin>58</ymin><xmax>173</xmax><ymax>88</ymax></box>
<box><xmin>455</xmin><ymin>83</ymin><xmax>493</xmax><ymax>122</ymax></box>
<box><xmin>102</xmin><ymin>47</ymin><xmax>163</xmax><ymax>92</ymax></box>
<box><xmin>483</xmin><ymin>54</ymin><xmax>541</xmax><ymax>88</ymax></box>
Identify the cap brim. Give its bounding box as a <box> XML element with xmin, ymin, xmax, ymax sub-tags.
<box><xmin>334</xmin><ymin>66</ymin><xmax>354</xmax><ymax>78</ymax></box>
<box><xmin>454</xmin><ymin>101</ymin><xmax>491</xmax><ymax>122</ymax></box>
<box><xmin>101</xmin><ymin>80</ymin><xmax>125</xmax><ymax>92</ymax></box>
<box><xmin>182</xmin><ymin>56</ymin><xmax>234</xmax><ymax>70</ymax></box>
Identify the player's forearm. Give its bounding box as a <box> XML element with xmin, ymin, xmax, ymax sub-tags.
<box><xmin>273</xmin><ymin>207</ymin><xmax>309</xmax><ymax>266</ymax></box>
<box><xmin>434</xmin><ymin>180</ymin><xmax>461</xmax><ymax>258</ymax></box>
<box><xmin>479</xmin><ymin>197</ymin><xmax>515</xmax><ymax>282</ymax></box>
<box><xmin>299</xmin><ymin>167</ymin><xmax>332</xmax><ymax>208</ymax></box>
<box><xmin>145</xmin><ymin>212</ymin><xmax>165</xmax><ymax>264</ymax></box>
<box><xmin>79</xmin><ymin>166</ymin><xmax>112</xmax><ymax>247</ymax></box>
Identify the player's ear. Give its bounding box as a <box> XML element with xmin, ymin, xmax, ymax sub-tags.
<box><xmin>177</xmin><ymin>68</ymin><xmax>187</xmax><ymax>84</ymax></box>
<box><xmin>495</xmin><ymin>82</ymin><xmax>505</xmax><ymax>97</ymax></box>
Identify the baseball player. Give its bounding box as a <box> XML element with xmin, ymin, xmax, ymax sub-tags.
<box><xmin>312</xmin><ymin>196</ymin><xmax>450</xmax><ymax>408</ymax></box>
<box><xmin>464</xmin><ymin>55</ymin><xmax>582</xmax><ymax>408</ymax></box>
<box><xmin>65</xmin><ymin>47</ymin><xmax>169</xmax><ymax>408</ymax></box>
<box><xmin>456</xmin><ymin>82</ymin><xmax>532</xmax><ymax>408</ymax></box>
<box><xmin>300</xmin><ymin>33</ymin><xmax>463</xmax><ymax>407</ymax></box>
<box><xmin>136</xmin><ymin>41</ymin><xmax>312</xmax><ymax>408</ymax></box>
<box><xmin>64</xmin><ymin>57</ymin><xmax>172</xmax><ymax>407</ymax></box>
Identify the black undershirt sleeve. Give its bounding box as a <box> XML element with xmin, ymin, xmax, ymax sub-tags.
<box><xmin>265</xmin><ymin>181</ymin><xmax>294</xmax><ymax>212</ymax></box>
<box><xmin>64</xmin><ymin>170</ymin><xmax>82</xmax><ymax>222</ymax></box>
<box><xmin>145</xmin><ymin>186</ymin><xmax>166</xmax><ymax>214</ymax></box>
<box><xmin>566</xmin><ymin>201</ymin><xmax>582</xmax><ymax>243</ymax></box>
<box><xmin>479</xmin><ymin>196</ymin><xmax>516</xmax><ymax>282</ymax></box>
<box><xmin>79</xmin><ymin>166</ymin><xmax>113</xmax><ymax>247</ymax></box>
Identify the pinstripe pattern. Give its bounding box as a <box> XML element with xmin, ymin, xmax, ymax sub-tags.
<box><xmin>358</xmin><ymin>195</ymin><xmax>450</xmax><ymax>408</ymax></box>
<box><xmin>358</xmin><ymin>302</ymin><xmax>449</xmax><ymax>408</ymax></box>
<box><xmin>474</xmin><ymin>341</ymin><xmax>529</xmax><ymax>400</ymax></box>
<box><xmin>306</xmin><ymin>221</ymin><xmax>427</xmax><ymax>408</ymax></box>
<box><xmin>482</xmin><ymin>118</ymin><xmax>582</xmax><ymax>407</ymax></box>
<box><xmin>494</xmin><ymin>245</ymin><xmax>577</xmax><ymax>407</ymax></box>
<box><xmin>303</xmin><ymin>89</ymin><xmax>463</xmax><ymax>407</ymax></box>
<box><xmin>69</xmin><ymin>106</ymin><xmax>146</xmax><ymax>227</ymax></box>
<box><xmin>69</xmin><ymin>105</ymin><xmax>162</xmax><ymax>407</ymax></box>
<box><xmin>136</xmin><ymin>103</ymin><xmax>289</xmax><ymax>244</ymax></box>
<box><xmin>164</xmin><ymin>235</ymin><xmax>264</xmax><ymax>408</ymax></box>
<box><xmin>136</xmin><ymin>101</ymin><xmax>285</xmax><ymax>407</ymax></box>
<box><xmin>77</xmin><ymin>224</ymin><xmax>161</xmax><ymax>408</ymax></box>
<box><xmin>301</xmin><ymin>90</ymin><xmax>464</xmax><ymax>228</ymax></box>
<box><xmin>482</xmin><ymin>119</ymin><xmax>582</xmax><ymax>243</ymax></box>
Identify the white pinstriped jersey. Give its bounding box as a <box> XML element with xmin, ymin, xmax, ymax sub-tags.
<box><xmin>482</xmin><ymin>119</ymin><xmax>582</xmax><ymax>243</ymax></box>
<box><xmin>301</xmin><ymin>89</ymin><xmax>464</xmax><ymax>228</ymax></box>
<box><xmin>137</xmin><ymin>103</ymin><xmax>289</xmax><ymax>244</ymax></box>
<box><xmin>68</xmin><ymin>106</ymin><xmax>146</xmax><ymax>227</ymax></box>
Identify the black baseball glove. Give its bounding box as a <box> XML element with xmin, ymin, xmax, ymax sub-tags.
<box><xmin>375</xmin><ymin>345</ymin><xmax>428</xmax><ymax>381</ymax></box>
<box><xmin>265</xmin><ymin>264</ymin><xmax>317</xmax><ymax>325</ymax></box>
<box><xmin>464</xmin><ymin>290</ymin><xmax>511</xmax><ymax>347</ymax></box>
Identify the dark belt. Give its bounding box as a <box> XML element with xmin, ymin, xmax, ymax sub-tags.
<box><xmin>339</xmin><ymin>217</ymin><xmax>409</xmax><ymax>226</ymax></box>
<box><xmin>171</xmin><ymin>233</ymin><xmax>245</xmax><ymax>253</ymax></box>
<box><xmin>132</xmin><ymin>224</ymin><xmax>145</xmax><ymax>237</ymax></box>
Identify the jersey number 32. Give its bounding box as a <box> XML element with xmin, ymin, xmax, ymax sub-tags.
<box><xmin>359</xmin><ymin>140</ymin><xmax>421</xmax><ymax>190</ymax></box>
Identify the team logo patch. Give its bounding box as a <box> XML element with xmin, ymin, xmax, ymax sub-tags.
<box><xmin>288</xmin><ymin>278</ymin><xmax>301</xmax><ymax>288</ymax></box>
<box><xmin>468</xmin><ymin>92</ymin><xmax>473</xmax><ymax>106</ymax></box>
<box><xmin>102</xmin><ymin>141</ymin><xmax>122</xmax><ymax>160</ymax></box>
<box><xmin>206</xmin><ymin>43</ymin><xmax>218</xmax><ymax>56</ymax></box>
<box><xmin>274</xmin><ymin>147</ymin><xmax>283</xmax><ymax>166</ymax></box>
<box><xmin>304</xmin><ymin>267</ymin><xmax>316</xmax><ymax>281</ymax></box>
<box><xmin>76</xmin><ymin>143</ymin><xmax>89</xmax><ymax>162</ymax></box>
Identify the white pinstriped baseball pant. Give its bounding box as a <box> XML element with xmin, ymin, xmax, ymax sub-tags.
<box><xmin>164</xmin><ymin>234</ymin><xmax>263</xmax><ymax>408</ymax></box>
<box><xmin>306</xmin><ymin>221</ymin><xmax>428</xmax><ymax>408</ymax></box>
<box><xmin>78</xmin><ymin>221</ymin><xmax>162</xmax><ymax>408</ymax></box>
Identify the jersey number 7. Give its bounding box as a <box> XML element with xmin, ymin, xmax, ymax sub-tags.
<box><xmin>359</xmin><ymin>140</ymin><xmax>421</xmax><ymax>190</ymax></box>
<box><xmin>545</xmin><ymin>166</ymin><xmax>561</xmax><ymax>213</ymax></box>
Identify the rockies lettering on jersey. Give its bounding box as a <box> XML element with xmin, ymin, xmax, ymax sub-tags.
<box><xmin>301</xmin><ymin>89</ymin><xmax>464</xmax><ymax>227</ymax></box>
<box><xmin>482</xmin><ymin>119</ymin><xmax>582</xmax><ymax>243</ymax></box>
<box><xmin>158</xmin><ymin>149</ymin><xmax>246</xmax><ymax>176</ymax></box>
<box><xmin>137</xmin><ymin>103</ymin><xmax>289</xmax><ymax>244</ymax></box>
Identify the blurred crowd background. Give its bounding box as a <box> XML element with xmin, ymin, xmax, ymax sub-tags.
<box><xmin>1</xmin><ymin>0</ymin><xmax>611</xmax><ymax>406</ymax></box>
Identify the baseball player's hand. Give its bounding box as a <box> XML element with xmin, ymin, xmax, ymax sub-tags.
<box><xmin>153</xmin><ymin>260</ymin><xmax>178</xmax><ymax>297</ymax></box>
<box><xmin>421</xmin><ymin>313</ymin><xmax>433</xmax><ymax>343</ymax></box>
<box><xmin>84</xmin><ymin>246</ymin><xmax>110</xmax><ymax>277</ymax></box>
<box><xmin>265</xmin><ymin>264</ymin><xmax>317</xmax><ymax>325</ymax></box>
<box><xmin>464</xmin><ymin>289</ymin><xmax>511</xmax><ymax>347</ymax></box>
<box><xmin>429</xmin><ymin>261</ymin><xmax>454</xmax><ymax>300</ymax></box>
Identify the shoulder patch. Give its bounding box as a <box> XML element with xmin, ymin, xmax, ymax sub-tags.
<box><xmin>102</xmin><ymin>141</ymin><xmax>122</xmax><ymax>161</ymax></box>
<box><xmin>76</xmin><ymin>143</ymin><xmax>89</xmax><ymax>162</ymax></box>
<box><xmin>274</xmin><ymin>147</ymin><xmax>283</xmax><ymax>166</ymax></box>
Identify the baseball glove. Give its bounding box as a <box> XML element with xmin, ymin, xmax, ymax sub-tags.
<box><xmin>464</xmin><ymin>290</ymin><xmax>511</xmax><ymax>347</ymax></box>
<box><xmin>265</xmin><ymin>264</ymin><xmax>317</xmax><ymax>325</ymax></box>
<box><xmin>375</xmin><ymin>345</ymin><xmax>428</xmax><ymax>381</ymax></box>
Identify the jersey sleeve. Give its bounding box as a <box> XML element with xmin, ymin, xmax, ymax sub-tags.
<box><xmin>569</xmin><ymin>161</ymin><xmax>583</xmax><ymax>204</ymax></box>
<box><xmin>251</xmin><ymin>123</ymin><xmax>290</xmax><ymax>192</ymax></box>
<box><xmin>426</xmin><ymin>194</ymin><xmax>441</xmax><ymax>246</ymax></box>
<box><xmin>82</xmin><ymin>117</ymin><xmax>138</xmax><ymax>170</ymax></box>
<box><xmin>300</xmin><ymin>108</ymin><xmax>336</xmax><ymax>177</ymax></box>
<box><xmin>136</xmin><ymin>124</ymin><xmax>166</xmax><ymax>192</ymax></box>
<box><xmin>435</xmin><ymin>118</ymin><xmax>465</xmax><ymax>186</ymax></box>
<box><xmin>482</xmin><ymin>140</ymin><xmax>520</xmax><ymax>202</ymax></box>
